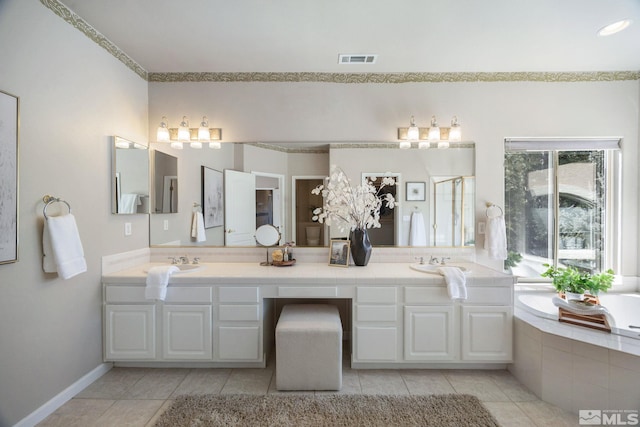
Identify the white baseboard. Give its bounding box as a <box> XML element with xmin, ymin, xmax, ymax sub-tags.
<box><xmin>15</xmin><ymin>363</ymin><xmax>113</xmax><ymax>427</ymax></box>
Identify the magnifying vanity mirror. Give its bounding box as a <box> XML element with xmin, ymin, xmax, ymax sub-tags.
<box><xmin>111</xmin><ymin>136</ymin><xmax>150</xmax><ymax>214</ymax></box>
<box><xmin>255</xmin><ymin>224</ymin><xmax>282</xmax><ymax>266</ymax></box>
<box><xmin>147</xmin><ymin>141</ymin><xmax>475</xmax><ymax>249</ymax></box>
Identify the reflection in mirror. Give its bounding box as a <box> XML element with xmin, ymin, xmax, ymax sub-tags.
<box><xmin>432</xmin><ymin>176</ymin><xmax>475</xmax><ymax>246</ymax></box>
<box><xmin>152</xmin><ymin>150</ymin><xmax>178</xmax><ymax>213</ymax></box>
<box><xmin>112</xmin><ymin>136</ymin><xmax>149</xmax><ymax>214</ymax></box>
<box><xmin>148</xmin><ymin>142</ymin><xmax>474</xmax><ymax>248</ymax></box>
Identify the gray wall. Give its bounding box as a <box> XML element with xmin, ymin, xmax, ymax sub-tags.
<box><xmin>0</xmin><ymin>1</ymin><xmax>148</xmax><ymax>425</ymax></box>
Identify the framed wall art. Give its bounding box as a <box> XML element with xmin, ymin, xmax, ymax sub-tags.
<box><xmin>406</xmin><ymin>181</ymin><xmax>425</xmax><ymax>201</ymax></box>
<box><xmin>201</xmin><ymin>166</ymin><xmax>224</xmax><ymax>228</ymax></box>
<box><xmin>0</xmin><ymin>90</ymin><xmax>19</xmax><ymax>264</ymax></box>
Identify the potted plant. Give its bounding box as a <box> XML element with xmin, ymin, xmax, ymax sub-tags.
<box><xmin>541</xmin><ymin>264</ymin><xmax>614</xmax><ymax>300</ymax></box>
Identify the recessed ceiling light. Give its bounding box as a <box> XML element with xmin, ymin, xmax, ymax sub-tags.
<box><xmin>597</xmin><ymin>19</ymin><xmax>632</xmax><ymax>36</ymax></box>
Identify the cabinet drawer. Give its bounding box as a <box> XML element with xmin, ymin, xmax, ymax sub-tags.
<box><xmin>165</xmin><ymin>287</ymin><xmax>212</xmax><ymax>303</ymax></box>
<box><xmin>465</xmin><ymin>287</ymin><xmax>512</xmax><ymax>305</ymax></box>
<box><xmin>404</xmin><ymin>287</ymin><xmax>451</xmax><ymax>304</ymax></box>
<box><xmin>219</xmin><ymin>304</ymin><xmax>260</xmax><ymax>321</ymax></box>
<box><xmin>219</xmin><ymin>287</ymin><xmax>260</xmax><ymax>303</ymax></box>
<box><xmin>356</xmin><ymin>287</ymin><xmax>397</xmax><ymax>304</ymax></box>
<box><xmin>356</xmin><ymin>305</ymin><xmax>397</xmax><ymax>322</ymax></box>
<box><xmin>105</xmin><ymin>286</ymin><xmax>147</xmax><ymax>303</ymax></box>
<box><xmin>278</xmin><ymin>287</ymin><xmax>337</xmax><ymax>297</ymax></box>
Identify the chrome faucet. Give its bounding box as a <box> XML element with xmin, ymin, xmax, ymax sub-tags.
<box><xmin>414</xmin><ymin>256</ymin><xmax>425</xmax><ymax>265</ymax></box>
<box><xmin>192</xmin><ymin>257</ymin><xmax>200</xmax><ymax>264</ymax></box>
<box><xmin>429</xmin><ymin>256</ymin><xmax>439</xmax><ymax>265</ymax></box>
<box><xmin>440</xmin><ymin>257</ymin><xmax>451</xmax><ymax>265</ymax></box>
<box><xmin>179</xmin><ymin>256</ymin><xmax>189</xmax><ymax>264</ymax></box>
<box><xmin>168</xmin><ymin>257</ymin><xmax>179</xmax><ymax>264</ymax></box>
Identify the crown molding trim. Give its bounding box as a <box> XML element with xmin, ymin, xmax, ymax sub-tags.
<box><xmin>148</xmin><ymin>71</ymin><xmax>640</xmax><ymax>84</ymax></box>
<box><xmin>40</xmin><ymin>0</ymin><xmax>148</xmax><ymax>80</ymax></box>
<box><xmin>40</xmin><ymin>1</ymin><xmax>639</xmax><ymax>85</ymax></box>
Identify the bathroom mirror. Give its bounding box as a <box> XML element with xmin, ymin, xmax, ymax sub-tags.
<box><xmin>152</xmin><ymin>150</ymin><xmax>178</xmax><ymax>214</ymax></box>
<box><xmin>148</xmin><ymin>141</ymin><xmax>474</xmax><ymax>248</ymax></box>
<box><xmin>111</xmin><ymin>136</ymin><xmax>150</xmax><ymax>214</ymax></box>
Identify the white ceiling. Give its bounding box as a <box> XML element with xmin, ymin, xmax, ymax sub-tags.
<box><xmin>58</xmin><ymin>0</ymin><xmax>640</xmax><ymax>74</ymax></box>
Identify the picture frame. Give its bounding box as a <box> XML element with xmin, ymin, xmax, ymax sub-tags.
<box><xmin>406</xmin><ymin>181</ymin><xmax>426</xmax><ymax>201</ymax></box>
<box><xmin>201</xmin><ymin>166</ymin><xmax>224</xmax><ymax>228</ymax></box>
<box><xmin>328</xmin><ymin>239</ymin><xmax>350</xmax><ymax>267</ymax></box>
<box><xmin>0</xmin><ymin>90</ymin><xmax>19</xmax><ymax>264</ymax></box>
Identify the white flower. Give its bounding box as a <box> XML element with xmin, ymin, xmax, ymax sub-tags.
<box><xmin>311</xmin><ymin>166</ymin><xmax>397</xmax><ymax>232</ymax></box>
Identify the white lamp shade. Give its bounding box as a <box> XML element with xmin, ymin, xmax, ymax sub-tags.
<box><xmin>407</xmin><ymin>125</ymin><xmax>419</xmax><ymax>142</ymax></box>
<box><xmin>157</xmin><ymin>126</ymin><xmax>170</xmax><ymax>142</ymax></box>
<box><xmin>428</xmin><ymin>126</ymin><xmax>440</xmax><ymax>142</ymax></box>
<box><xmin>209</xmin><ymin>141</ymin><xmax>221</xmax><ymax>149</ymax></box>
<box><xmin>449</xmin><ymin>116</ymin><xmax>461</xmax><ymax>142</ymax></box>
<box><xmin>177</xmin><ymin>126</ymin><xmax>190</xmax><ymax>142</ymax></box>
<box><xmin>170</xmin><ymin>141</ymin><xmax>184</xmax><ymax>150</ymax></box>
<box><xmin>198</xmin><ymin>126</ymin><xmax>211</xmax><ymax>141</ymax></box>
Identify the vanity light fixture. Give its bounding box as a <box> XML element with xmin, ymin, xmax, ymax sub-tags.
<box><xmin>157</xmin><ymin>115</ymin><xmax>223</xmax><ymax>149</ymax></box>
<box><xmin>397</xmin><ymin>115</ymin><xmax>463</xmax><ymax>149</ymax></box>
<box><xmin>156</xmin><ymin>116</ymin><xmax>170</xmax><ymax>142</ymax></box>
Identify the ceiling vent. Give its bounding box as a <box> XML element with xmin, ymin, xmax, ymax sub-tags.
<box><xmin>338</xmin><ymin>54</ymin><xmax>378</xmax><ymax>64</ymax></box>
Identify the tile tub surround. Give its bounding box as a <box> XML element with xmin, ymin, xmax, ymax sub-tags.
<box><xmin>510</xmin><ymin>310</ymin><xmax>640</xmax><ymax>414</ymax></box>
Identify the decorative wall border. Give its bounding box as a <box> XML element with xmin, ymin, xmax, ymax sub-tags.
<box><xmin>43</xmin><ymin>0</ymin><xmax>639</xmax><ymax>84</ymax></box>
<box><xmin>40</xmin><ymin>0</ymin><xmax>147</xmax><ymax>80</ymax></box>
<box><xmin>248</xmin><ymin>142</ymin><xmax>329</xmax><ymax>154</ymax></box>
<box><xmin>148</xmin><ymin>71</ymin><xmax>640</xmax><ymax>84</ymax></box>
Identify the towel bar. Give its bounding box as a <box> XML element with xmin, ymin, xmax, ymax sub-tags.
<box><xmin>43</xmin><ymin>195</ymin><xmax>71</xmax><ymax>219</ymax></box>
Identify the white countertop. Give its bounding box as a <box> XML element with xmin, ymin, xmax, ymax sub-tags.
<box><xmin>103</xmin><ymin>261</ymin><xmax>515</xmax><ymax>286</ymax></box>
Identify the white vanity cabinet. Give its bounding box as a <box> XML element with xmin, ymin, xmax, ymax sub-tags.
<box><xmin>216</xmin><ymin>286</ymin><xmax>263</xmax><ymax>362</ymax></box>
<box><xmin>402</xmin><ymin>285</ymin><xmax>513</xmax><ymax>363</ymax></box>
<box><xmin>353</xmin><ymin>286</ymin><xmax>400</xmax><ymax>362</ymax></box>
<box><xmin>104</xmin><ymin>285</ymin><xmax>213</xmax><ymax>362</ymax></box>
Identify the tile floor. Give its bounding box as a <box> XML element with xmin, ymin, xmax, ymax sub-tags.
<box><xmin>38</xmin><ymin>356</ymin><xmax>579</xmax><ymax>427</ymax></box>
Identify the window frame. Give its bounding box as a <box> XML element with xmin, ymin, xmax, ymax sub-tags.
<box><xmin>504</xmin><ymin>137</ymin><xmax>621</xmax><ymax>283</ymax></box>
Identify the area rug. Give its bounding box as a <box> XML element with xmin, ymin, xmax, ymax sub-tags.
<box><xmin>154</xmin><ymin>394</ymin><xmax>500</xmax><ymax>427</ymax></box>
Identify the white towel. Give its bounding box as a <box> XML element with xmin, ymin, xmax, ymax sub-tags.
<box><xmin>438</xmin><ymin>266</ymin><xmax>467</xmax><ymax>300</ymax></box>
<box><xmin>191</xmin><ymin>211</ymin><xmax>206</xmax><ymax>242</ymax></box>
<box><xmin>43</xmin><ymin>214</ymin><xmax>87</xmax><ymax>279</ymax></box>
<box><xmin>145</xmin><ymin>265</ymin><xmax>180</xmax><ymax>300</ymax></box>
<box><xmin>409</xmin><ymin>211</ymin><xmax>427</xmax><ymax>246</ymax></box>
<box><xmin>484</xmin><ymin>216</ymin><xmax>507</xmax><ymax>260</ymax></box>
<box><xmin>119</xmin><ymin>194</ymin><xmax>140</xmax><ymax>214</ymax></box>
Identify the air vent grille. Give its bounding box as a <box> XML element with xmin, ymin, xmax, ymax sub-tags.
<box><xmin>338</xmin><ymin>54</ymin><xmax>378</xmax><ymax>64</ymax></box>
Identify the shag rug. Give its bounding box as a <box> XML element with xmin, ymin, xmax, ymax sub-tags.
<box><xmin>154</xmin><ymin>394</ymin><xmax>500</xmax><ymax>427</ymax></box>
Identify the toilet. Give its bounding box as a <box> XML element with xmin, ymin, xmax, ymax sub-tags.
<box><xmin>305</xmin><ymin>226</ymin><xmax>321</xmax><ymax>246</ymax></box>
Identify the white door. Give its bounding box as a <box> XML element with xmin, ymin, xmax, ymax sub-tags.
<box><xmin>105</xmin><ymin>305</ymin><xmax>156</xmax><ymax>360</ymax></box>
<box><xmin>461</xmin><ymin>306</ymin><xmax>513</xmax><ymax>361</ymax></box>
<box><xmin>162</xmin><ymin>305</ymin><xmax>212</xmax><ymax>360</ymax></box>
<box><xmin>404</xmin><ymin>305</ymin><xmax>457</xmax><ymax>361</ymax></box>
<box><xmin>224</xmin><ymin>170</ymin><xmax>256</xmax><ymax>246</ymax></box>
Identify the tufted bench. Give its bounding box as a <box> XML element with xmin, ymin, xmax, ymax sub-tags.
<box><xmin>275</xmin><ymin>304</ymin><xmax>342</xmax><ymax>390</ymax></box>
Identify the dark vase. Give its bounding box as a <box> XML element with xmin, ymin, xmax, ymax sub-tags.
<box><xmin>350</xmin><ymin>228</ymin><xmax>372</xmax><ymax>266</ymax></box>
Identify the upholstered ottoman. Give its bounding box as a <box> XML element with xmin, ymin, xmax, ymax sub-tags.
<box><xmin>276</xmin><ymin>304</ymin><xmax>342</xmax><ymax>391</ymax></box>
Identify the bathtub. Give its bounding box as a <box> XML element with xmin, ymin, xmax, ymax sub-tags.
<box><xmin>516</xmin><ymin>292</ymin><xmax>640</xmax><ymax>340</ymax></box>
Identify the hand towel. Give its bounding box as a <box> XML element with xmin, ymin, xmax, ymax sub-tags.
<box><xmin>409</xmin><ymin>211</ymin><xmax>427</xmax><ymax>246</ymax></box>
<box><xmin>119</xmin><ymin>194</ymin><xmax>140</xmax><ymax>214</ymax></box>
<box><xmin>145</xmin><ymin>265</ymin><xmax>180</xmax><ymax>300</ymax></box>
<box><xmin>43</xmin><ymin>214</ymin><xmax>87</xmax><ymax>279</ymax></box>
<box><xmin>191</xmin><ymin>211</ymin><xmax>206</xmax><ymax>242</ymax></box>
<box><xmin>484</xmin><ymin>216</ymin><xmax>507</xmax><ymax>260</ymax></box>
<box><xmin>438</xmin><ymin>266</ymin><xmax>467</xmax><ymax>300</ymax></box>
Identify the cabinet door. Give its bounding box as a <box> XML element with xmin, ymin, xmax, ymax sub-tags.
<box><xmin>461</xmin><ymin>306</ymin><xmax>512</xmax><ymax>361</ymax></box>
<box><xmin>354</xmin><ymin>326</ymin><xmax>398</xmax><ymax>361</ymax></box>
<box><xmin>162</xmin><ymin>305</ymin><xmax>212</xmax><ymax>360</ymax></box>
<box><xmin>105</xmin><ymin>305</ymin><xmax>155</xmax><ymax>360</ymax></box>
<box><xmin>404</xmin><ymin>306</ymin><xmax>457</xmax><ymax>361</ymax></box>
<box><xmin>217</xmin><ymin>326</ymin><xmax>261</xmax><ymax>361</ymax></box>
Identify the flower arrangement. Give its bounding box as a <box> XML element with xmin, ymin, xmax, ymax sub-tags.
<box><xmin>541</xmin><ymin>263</ymin><xmax>615</xmax><ymax>295</ymax></box>
<box><xmin>311</xmin><ymin>166</ymin><xmax>397</xmax><ymax>232</ymax></box>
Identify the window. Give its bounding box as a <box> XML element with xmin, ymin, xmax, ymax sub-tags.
<box><xmin>504</xmin><ymin>138</ymin><xmax>620</xmax><ymax>280</ymax></box>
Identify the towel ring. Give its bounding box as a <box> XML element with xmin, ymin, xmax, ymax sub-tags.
<box><xmin>485</xmin><ymin>203</ymin><xmax>503</xmax><ymax>219</ymax></box>
<box><xmin>43</xmin><ymin>195</ymin><xmax>71</xmax><ymax>220</ymax></box>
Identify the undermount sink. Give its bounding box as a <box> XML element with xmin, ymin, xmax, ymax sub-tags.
<box><xmin>144</xmin><ymin>264</ymin><xmax>205</xmax><ymax>274</ymax></box>
<box><xmin>410</xmin><ymin>263</ymin><xmax>469</xmax><ymax>274</ymax></box>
